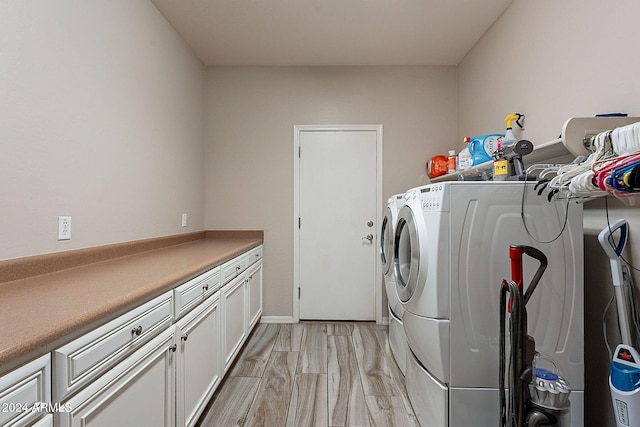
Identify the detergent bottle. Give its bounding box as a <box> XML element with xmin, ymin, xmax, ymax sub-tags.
<box><xmin>468</xmin><ymin>134</ymin><xmax>504</xmax><ymax>166</ymax></box>
<box><xmin>458</xmin><ymin>138</ymin><xmax>473</xmax><ymax>171</ymax></box>
<box><xmin>447</xmin><ymin>150</ymin><xmax>457</xmax><ymax>173</ymax></box>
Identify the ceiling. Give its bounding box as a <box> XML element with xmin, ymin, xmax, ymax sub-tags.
<box><xmin>150</xmin><ymin>0</ymin><xmax>512</xmax><ymax>66</ymax></box>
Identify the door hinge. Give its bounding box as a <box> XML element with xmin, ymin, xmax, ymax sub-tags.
<box><xmin>298</xmin><ymin>287</ymin><xmax>301</xmax><ymax>299</ymax></box>
<box><xmin>298</xmin><ymin>146</ymin><xmax>301</xmax><ymax>158</ymax></box>
<box><xmin>298</xmin><ymin>217</ymin><xmax>301</xmax><ymax>228</ymax></box>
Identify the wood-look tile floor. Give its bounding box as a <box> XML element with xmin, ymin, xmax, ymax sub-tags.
<box><xmin>196</xmin><ymin>322</ymin><xmax>420</xmax><ymax>427</ymax></box>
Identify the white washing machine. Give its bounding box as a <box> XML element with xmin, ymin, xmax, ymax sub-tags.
<box><xmin>381</xmin><ymin>193</ymin><xmax>408</xmax><ymax>374</ymax></box>
<box><xmin>394</xmin><ymin>181</ymin><xmax>584</xmax><ymax>426</ymax></box>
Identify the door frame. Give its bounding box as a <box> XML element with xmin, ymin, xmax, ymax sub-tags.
<box><xmin>293</xmin><ymin>124</ymin><xmax>383</xmax><ymax>323</ymax></box>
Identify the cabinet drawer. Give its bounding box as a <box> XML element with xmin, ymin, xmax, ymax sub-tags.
<box><xmin>56</xmin><ymin>326</ymin><xmax>175</xmax><ymax>427</ymax></box>
<box><xmin>220</xmin><ymin>254</ymin><xmax>248</xmax><ymax>285</ymax></box>
<box><xmin>174</xmin><ymin>267</ymin><xmax>220</xmax><ymax>319</ymax></box>
<box><xmin>53</xmin><ymin>291</ymin><xmax>173</xmax><ymax>402</ymax></box>
<box><xmin>0</xmin><ymin>354</ymin><xmax>50</xmax><ymax>427</ymax></box>
<box><xmin>245</xmin><ymin>245</ymin><xmax>263</xmax><ymax>266</ymax></box>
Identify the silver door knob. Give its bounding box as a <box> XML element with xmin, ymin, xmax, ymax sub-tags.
<box><xmin>362</xmin><ymin>234</ymin><xmax>374</xmax><ymax>242</ymax></box>
<box><xmin>367</xmin><ymin>220</ymin><xmax>374</xmax><ymax>227</ymax></box>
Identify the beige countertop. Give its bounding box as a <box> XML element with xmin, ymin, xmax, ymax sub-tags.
<box><xmin>0</xmin><ymin>231</ymin><xmax>263</xmax><ymax>370</ymax></box>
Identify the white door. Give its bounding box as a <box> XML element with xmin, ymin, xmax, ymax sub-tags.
<box><xmin>296</xmin><ymin>126</ymin><xmax>381</xmax><ymax>320</ymax></box>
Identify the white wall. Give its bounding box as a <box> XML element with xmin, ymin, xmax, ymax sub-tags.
<box><xmin>458</xmin><ymin>0</ymin><xmax>640</xmax><ymax>141</ymax></box>
<box><xmin>458</xmin><ymin>1</ymin><xmax>640</xmax><ymax>425</ymax></box>
<box><xmin>204</xmin><ymin>66</ymin><xmax>457</xmax><ymax>317</ymax></box>
<box><xmin>0</xmin><ymin>0</ymin><xmax>206</xmax><ymax>260</ymax></box>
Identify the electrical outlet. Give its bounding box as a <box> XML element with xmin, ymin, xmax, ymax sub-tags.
<box><xmin>181</xmin><ymin>213</ymin><xmax>187</xmax><ymax>227</ymax></box>
<box><xmin>58</xmin><ymin>216</ymin><xmax>71</xmax><ymax>240</ymax></box>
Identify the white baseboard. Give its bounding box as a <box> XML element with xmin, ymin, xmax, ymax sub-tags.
<box><xmin>260</xmin><ymin>315</ymin><xmax>295</xmax><ymax>324</ymax></box>
<box><xmin>260</xmin><ymin>316</ymin><xmax>388</xmax><ymax>325</ymax></box>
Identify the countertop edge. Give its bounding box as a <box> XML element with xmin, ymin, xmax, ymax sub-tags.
<box><xmin>0</xmin><ymin>231</ymin><xmax>263</xmax><ymax>371</ymax></box>
<box><xmin>0</xmin><ymin>230</ymin><xmax>264</xmax><ymax>284</ymax></box>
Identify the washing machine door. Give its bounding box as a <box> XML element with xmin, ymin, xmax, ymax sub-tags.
<box><xmin>381</xmin><ymin>206</ymin><xmax>394</xmax><ymax>275</ymax></box>
<box><xmin>394</xmin><ymin>204</ymin><xmax>420</xmax><ymax>302</ymax></box>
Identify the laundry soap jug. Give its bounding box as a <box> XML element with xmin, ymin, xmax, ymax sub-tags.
<box><xmin>427</xmin><ymin>155</ymin><xmax>448</xmax><ymax>178</ymax></box>
<box><xmin>458</xmin><ymin>140</ymin><xmax>472</xmax><ymax>171</ymax></box>
<box><xmin>468</xmin><ymin>134</ymin><xmax>503</xmax><ymax>166</ymax></box>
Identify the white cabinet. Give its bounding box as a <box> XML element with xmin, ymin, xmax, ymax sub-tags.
<box><xmin>0</xmin><ymin>354</ymin><xmax>50</xmax><ymax>427</ymax></box>
<box><xmin>246</xmin><ymin>260</ymin><xmax>263</xmax><ymax>330</ymax></box>
<box><xmin>56</xmin><ymin>326</ymin><xmax>176</xmax><ymax>427</ymax></box>
<box><xmin>31</xmin><ymin>414</ymin><xmax>53</xmax><ymax>427</ymax></box>
<box><xmin>220</xmin><ymin>254</ymin><xmax>247</xmax><ymax>285</ymax></box>
<box><xmin>53</xmin><ymin>291</ymin><xmax>173</xmax><ymax>402</ymax></box>
<box><xmin>174</xmin><ymin>267</ymin><xmax>220</xmax><ymax>320</ymax></box>
<box><xmin>46</xmin><ymin>243</ymin><xmax>263</xmax><ymax>427</ymax></box>
<box><xmin>222</xmin><ymin>274</ymin><xmax>246</xmax><ymax>373</ymax></box>
<box><xmin>245</xmin><ymin>245</ymin><xmax>262</xmax><ymax>267</ymax></box>
<box><xmin>221</xmin><ymin>245</ymin><xmax>263</xmax><ymax>373</ymax></box>
<box><xmin>175</xmin><ymin>292</ymin><xmax>221</xmax><ymax>427</ymax></box>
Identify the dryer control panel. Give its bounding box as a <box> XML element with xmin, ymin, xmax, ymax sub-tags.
<box><xmin>419</xmin><ymin>184</ymin><xmax>447</xmax><ymax>212</ymax></box>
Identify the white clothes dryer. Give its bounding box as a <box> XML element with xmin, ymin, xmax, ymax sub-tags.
<box><xmin>381</xmin><ymin>193</ymin><xmax>408</xmax><ymax>374</ymax></box>
<box><xmin>394</xmin><ymin>182</ymin><xmax>584</xmax><ymax>427</ymax></box>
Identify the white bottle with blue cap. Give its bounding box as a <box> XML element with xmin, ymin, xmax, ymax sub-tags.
<box><xmin>610</xmin><ymin>344</ymin><xmax>640</xmax><ymax>427</ymax></box>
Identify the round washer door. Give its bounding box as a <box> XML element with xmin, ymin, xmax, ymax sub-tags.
<box><xmin>394</xmin><ymin>205</ymin><xmax>421</xmax><ymax>302</ymax></box>
<box><xmin>380</xmin><ymin>206</ymin><xmax>394</xmax><ymax>275</ymax></box>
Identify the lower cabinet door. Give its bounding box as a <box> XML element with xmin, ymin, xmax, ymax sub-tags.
<box><xmin>56</xmin><ymin>327</ymin><xmax>176</xmax><ymax>427</ymax></box>
<box><xmin>247</xmin><ymin>260</ymin><xmax>263</xmax><ymax>330</ymax></box>
<box><xmin>222</xmin><ymin>275</ymin><xmax>247</xmax><ymax>372</ymax></box>
<box><xmin>0</xmin><ymin>354</ymin><xmax>50</xmax><ymax>427</ymax></box>
<box><xmin>31</xmin><ymin>414</ymin><xmax>53</xmax><ymax>427</ymax></box>
<box><xmin>176</xmin><ymin>292</ymin><xmax>221</xmax><ymax>427</ymax></box>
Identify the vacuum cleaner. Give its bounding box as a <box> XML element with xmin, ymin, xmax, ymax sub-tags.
<box><xmin>499</xmin><ymin>245</ymin><xmax>572</xmax><ymax>426</ymax></box>
<box><xmin>599</xmin><ymin>219</ymin><xmax>640</xmax><ymax>427</ymax></box>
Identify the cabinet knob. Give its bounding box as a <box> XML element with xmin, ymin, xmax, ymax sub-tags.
<box><xmin>203</xmin><ymin>284</ymin><xmax>209</xmax><ymax>291</ymax></box>
<box><xmin>132</xmin><ymin>325</ymin><xmax>143</xmax><ymax>336</ymax></box>
<box><xmin>181</xmin><ymin>333</ymin><xmax>189</xmax><ymax>342</ymax></box>
<box><xmin>169</xmin><ymin>344</ymin><xmax>177</xmax><ymax>353</ymax></box>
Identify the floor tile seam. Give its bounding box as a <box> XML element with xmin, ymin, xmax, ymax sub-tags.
<box><xmin>294</xmin><ymin>371</ymin><xmax>362</xmax><ymax>427</ymax></box>
<box><xmin>337</xmin><ymin>327</ymin><xmax>377</xmax><ymax>426</ymax></box>
<box><xmin>247</xmin><ymin>351</ymin><xmax>299</xmax><ymax>426</ymax></box>
<box><xmin>239</xmin><ymin>324</ymin><xmax>281</xmax><ymax>364</ymax></box>
<box><xmin>350</xmin><ymin>324</ymin><xmax>401</xmax><ymax>398</ymax></box>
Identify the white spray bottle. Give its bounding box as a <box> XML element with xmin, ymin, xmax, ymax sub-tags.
<box><xmin>501</xmin><ymin>112</ymin><xmax>524</xmax><ymax>148</ymax></box>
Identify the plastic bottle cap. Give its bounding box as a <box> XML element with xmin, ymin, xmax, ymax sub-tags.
<box><xmin>448</xmin><ymin>150</ymin><xmax>456</xmax><ymax>156</ymax></box>
<box><xmin>463</xmin><ymin>136</ymin><xmax>470</xmax><ymax>143</ymax></box>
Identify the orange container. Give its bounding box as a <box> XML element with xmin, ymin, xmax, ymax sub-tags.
<box><xmin>427</xmin><ymin>155</ymin><xmax>448</xmax><ymax>178</ymax></box>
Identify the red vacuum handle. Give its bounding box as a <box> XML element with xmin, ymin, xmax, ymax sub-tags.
<box><xmin>507</xmin><ymin>246</ymin><xmax>524</xmax><ymax>312</ymax></box>
<box><xmin>510</xmin><ymin>245</ymin><xmax>524</xmax><ymax>293</ymax></box>
<box><xmin>509</xmin><ymin>244</ymin><xmax>548</xmax><ymax>305</ymax></box>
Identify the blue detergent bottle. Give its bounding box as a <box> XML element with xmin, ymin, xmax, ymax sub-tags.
<box><xmin>468</xmin><ymin>134</ymin><xmax>504</xmax><ymax>166</ymax></box>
